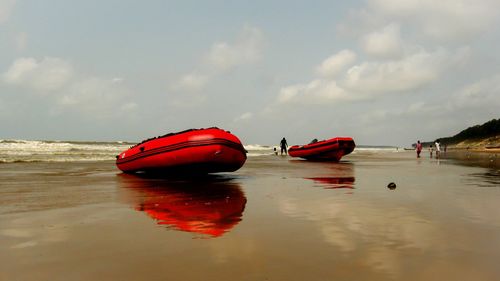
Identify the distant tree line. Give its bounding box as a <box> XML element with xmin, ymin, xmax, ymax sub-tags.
<box><xmin>437</xmin><ymin>118</ymin><xmax>500</xmax><ymax>145</ymax></box>
<box><xmin>413</xmin><ymin>118</ymin><xmax>500</xmax><ymax>148</ymax></box>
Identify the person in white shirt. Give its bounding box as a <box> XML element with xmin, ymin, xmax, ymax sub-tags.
<box><xmin>435</xmin><ymin>140</ymin><xmax>441</xmax><ymax>159</ymax></box>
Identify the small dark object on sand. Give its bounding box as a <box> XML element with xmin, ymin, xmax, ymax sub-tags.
<box><xmin>387</xmin><ymin>182</ymin><xmax>396</xmax><ymax>190</ymax></box>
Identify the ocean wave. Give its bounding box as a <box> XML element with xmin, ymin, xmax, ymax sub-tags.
<box><xmin>0</xmin><ymin>139</ymin><xmax>130</xmax><ymax>162</ymax></box>
<box><xmin>0</xmin><ymin>157</ymin><xmax>116</xmax><ymax>163</ymax></box>
<box><xmin>0</xmin><ymin>139</ymin><xmax>30</xmax><ymax>144</ymax></box>
<box><xmin>247</xmin><ymin>152</ymin><xmax>274</xmax><ymax>157</ymax></box>
<box><xmin>247</xmin><ymin>151</ymin><xmax>274</xmax><ymax>157</ymax></box>
<box><xmin>244</xmin><ymin>144</ymin><xmax>274</xmax><ymax>151</ymax></box>
<box><xmin>352</xmin><ymin>147</ymin><xmax>401</xmax><ymax>153</ymax></box>
<box><xmin>0</xmin><ymin>139</ymin><xmax>129</xmax><ymax>152</ymax></box>
<box><xmin>1</xmin><ymin>139</ymin><xmax>401</xmax><ymax>162</ymax></box>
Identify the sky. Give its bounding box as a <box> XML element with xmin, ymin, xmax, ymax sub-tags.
<box><xmin>1</xmin><ymin>0</ymin><xmax>499</xmax><ymax>146</ymax></box>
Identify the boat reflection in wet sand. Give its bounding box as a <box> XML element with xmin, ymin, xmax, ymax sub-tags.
<box><xmin>305</xmin><ymin>162</ymin><xmax>355</xmax><ymax>189</ymax></box>
<box><xmin>306</xmin><ymin>177</ymin><xmax>355</xmax><ymax>189</ymax></box>
<box><xmin>118</xmin><ymin>174</ymin><xmax>246</xmax><ymax>237</ymax></box>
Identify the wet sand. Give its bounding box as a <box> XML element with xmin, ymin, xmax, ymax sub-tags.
<box><xmin>1</xmin><ymin>151</ymin><xmax>499</xmax><ymax>281</ymax></box>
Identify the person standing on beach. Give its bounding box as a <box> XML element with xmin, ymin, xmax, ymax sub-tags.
<box><xmin>435</xmin><ymin>140</ymin><xmax>441</xmax><ymax>159</ymax></box>
<box><xmin>280</xmin><ymin>137</ymin><xmax>288</xmax><ymax>155</ymax></box>
<box><xmin>416</xmin><ymin>140</ymin><xmax>423</xmax><ymax>158</ymax></box>
<box><xmin>429</xmin><ymin>145</ymin><xmax>434</xmax><ymax>158</ymax></box>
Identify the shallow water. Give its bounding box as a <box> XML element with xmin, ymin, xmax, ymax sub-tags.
<box><xmin>0</xmin><ymin>151</ymin><xmax>499</xmax><ymax>280</ymax></box>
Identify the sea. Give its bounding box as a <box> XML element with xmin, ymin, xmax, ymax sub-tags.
<box><xmin>0</xmin><ymin>139</ymin><xmax>400</xmax><ymax>163</ymax></box>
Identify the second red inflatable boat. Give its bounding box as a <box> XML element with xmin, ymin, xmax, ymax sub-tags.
<box><xmin>116</xmin><ymin>127</ymin><xmax>247</xmax><ymax>174</ymax></box>
<box><xmin>288</xmin><ymin>137</ymin><xmax>355</xmax><ymax>161</ymax></box>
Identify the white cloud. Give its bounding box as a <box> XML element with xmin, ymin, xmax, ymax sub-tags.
<box><xmin>111</xmin><ymin>77</ymin><xmax>124</xmax><ymax>84</ymax></box>
<box><xmin>355</xmin><ymin>72</ymin><xmax>500</xmax><ymax>133</ymax></box>
<box><xmin>278</xmin><ymin>79</ymin><xmax>349</xmax><ymax>104</ymax></box>
<box><xmin>205</xmin><ymin>26</ymin><xmax>263</xmax><ymax>71</ymax></box>
<box><xmin>3</xmin><ymin>57</ymin><xmax>37</xmax><ymax>83</ymax></box>
<box><xmin>172</xmin><ymin>73</ymin><xmax>208</xmax><ymax>92</ymax></box>
<box><xmin>0</xmin><ymin>0</ymin><xmax>16</xmax><ymax>24</ymax></box>
<box><xmin>170</xmin><ymin>93</ymin><xmax>207</xmax><ymax>108</ymax></box>
<box><xmin>452</xmin><ymin>74</ymin><xmax>500</xmax><ymax>110</ymax></box>
<box><xmin>2</xmin><ymin>56</ymin><xmax>137</xmax><ymax>119</ymax></box>
<box><xmin>361</xmin><ymin>23</ymin><xmax>402</xmax><ymax>58</ymax></box>
<box><xmin>120</xmin><ymin>102</ymin><xmax>138</xmax><ymax>112</ymax></box>
<box><xmin>0</xmin><ymin>98</ymin><xmax>5</xmax><ymax>116</ymax></box>
<box><xmin>277</xmin><ymin>47</ymin><xmax>467</xmax><ymax>106</ymax></box>
<box><xmin>366</xmin><ymin>0</ymin><xmax>500</xmax><ymax>41</ymax></box>
<box><xmin>354</xmin><ymin>73</ymin><xmax>500</xmax><ymax>142</ymax></box>
<box><xmin>359</xmin><ymin>109</ymin><xmax>389</xmax><ymax>125</ymax></box>
<box><xmin>342</xmin><ymin>48</ymin><xmax>451</xmax><ymax>94</ymax></box>
<box><xmin>3</xmin><ymin>57</ymin><xmax>74</xmax><ymax>92</ymax></box>
<box><xmin>172</xmin><ymin>25</ymin><xmax>264</xmax><ymax>94</ymax></box>
<box><xmin>316</xmin><ymin>49</ymin><xmax>357</xmax><ymax>77</ymax></box>
<box><xmin>15</xmin><ymin>32</ymin><xmax>27</xmax><ymax>51</ymax></box>
<box><xmin>57</xmin><ymin>77</ymin><xmax>134</xmax><ymax>117</ymax></box>
<box><xmin>234</xmin><ymin>112</ymin><xmax>253</xmax><ymax>122</ymax></box>
<box><xmin>406</xmin><ymin>101</ymin><xmax>426</xmax><ymax>114</ymax></box>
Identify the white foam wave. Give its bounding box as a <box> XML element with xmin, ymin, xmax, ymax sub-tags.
<box><xmin>352</xmin><ymin>147</ymin><xmax>401</xmax><ymax>153</ymax></box>
<box><xmin>247</xmin><ymin>152</ymin><xmax>275</xmax><ymax>157</ymax></box>
<box><xmin>0</xmin><ymin>140</ymin><xmax>129</xmax><ymax>152</ymax></box>
<box><xmin>1</xmin><ymin>139</ymin><xmax>402</xmax><ymax>162</ymax></box>
<box><xmin>244</xmin><ymin>144</ymin><xmax>273</xmax><ymax>151</ymax></box>
<box><xmin>0</xmin><ymin>139</ymin><xmax>130</xmax><ymax>162</ymax></box>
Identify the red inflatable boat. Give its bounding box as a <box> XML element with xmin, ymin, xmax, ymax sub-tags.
<box><xmin>288</xmin><ymin>137</ymin><xmax>355</xmax><ymax>161</ymax></box>
<box><xmin>116</xmin><ymin>128</ymin><xmax>247</xmax><ymax>174</ymax></box>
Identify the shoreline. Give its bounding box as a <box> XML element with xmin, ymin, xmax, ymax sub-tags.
<box><xmin>447</xmin><ymin>147</ymin><xmax>500</xmax><ymax>153</ymax></box>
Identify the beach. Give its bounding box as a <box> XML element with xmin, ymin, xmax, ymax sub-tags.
<box><xmin>1</xmin><ymin>148</ymin><xmax>499</xmax><ymax>281</ymax></box>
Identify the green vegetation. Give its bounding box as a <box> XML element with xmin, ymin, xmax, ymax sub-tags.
<box><xmin>438</xmin><ymin>118</ymin><xmax>500</xmax><ymax>145</ymax></box>
<box><xmin>414</xmin><ymin>118</ymin><xmax>500</xmax><ymax>148</ymax></box>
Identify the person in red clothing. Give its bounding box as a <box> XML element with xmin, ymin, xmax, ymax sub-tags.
<box><xmin>416</xmin><ymin>140</ymin><xmax>423</xmax><ymax>158</ymax></box>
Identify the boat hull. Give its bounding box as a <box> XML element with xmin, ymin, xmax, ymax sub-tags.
<box><xmin>116</xmin><ymin>128</ymin><xmax>247</xmax><ymax>174</ymax></box>
<box><xmin>288</xmin><ymin>137</ymin><xmax>355</xmax><ymax>161</ymax></box>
